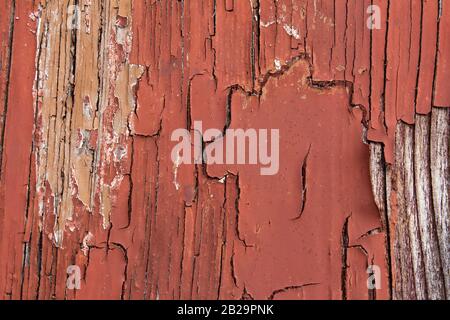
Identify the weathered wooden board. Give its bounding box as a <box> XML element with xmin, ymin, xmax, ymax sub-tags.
<box><xmin>0</xmin><ymin>0</ymin><xmax>448</xmax><ymax>300</ymax></box>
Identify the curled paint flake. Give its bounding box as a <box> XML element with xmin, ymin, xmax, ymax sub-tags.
<box><xmin>83</xmin><ymin>96</ymin><xmax>93</xmax><ymax>119</ymax></box>
<box><xmin>283</xmin><ymin>25</ymin><xmax>301</xmax><ymax>40</ymax></box>
<box><xmin>260</xmin><ymin>20</ymin><xmax>276</xmax><ymax>28</ymax></box>
<box><xmin>173</xmin><ymin>154</ymin><xmax>182</xmax><ymax>191</ymax></box>
<box><xmin>274</xmin><ymin>59</ymin><xmax>282</xmax><ymax>71</ymax></box>
<box><xmin>82</xmin><ymin>232</ymin><xmax>94</xmax><ymax>256</ymax></box>
<box><xmin>53</xmin><ymin>229</ymin><xmax>63</xmax><ymax>248</ymax></box>
<box><xmin>114</xmin><ymin>145</ymin><xmax>127</xmax><ymax>162</ymax></box>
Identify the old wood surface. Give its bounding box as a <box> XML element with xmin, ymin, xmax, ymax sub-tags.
<box><xmin>0</xmin><ymin>0</ymin><xmax>448</xmax><ymax>300</ymax></box>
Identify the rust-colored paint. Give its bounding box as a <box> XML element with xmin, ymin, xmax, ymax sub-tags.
<box><xmin>0</xmin><ymin>0</ymin><xmax>448</xmax><ymax>300</ymax></box>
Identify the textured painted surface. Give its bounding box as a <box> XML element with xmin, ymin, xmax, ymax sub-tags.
<box><xmin>0</xmin><ymin>0</ymin><xmax>448</xmax><ymax>300</ymax></box>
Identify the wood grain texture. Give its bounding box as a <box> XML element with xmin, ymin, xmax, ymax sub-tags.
<box><xmin>0</xmin><ymin>0</ymin><xmax>448</xmax><ymax>300</ymax></box>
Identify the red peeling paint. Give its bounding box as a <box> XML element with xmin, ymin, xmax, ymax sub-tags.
<box><xmin>0</xmin><ymin>0</ymin><xmax>448</xmax><ymax>301</ymax></box>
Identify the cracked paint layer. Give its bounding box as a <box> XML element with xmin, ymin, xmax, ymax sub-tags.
<box><xmin>0</xmin><ymin>0</ymin><xmax>448</xmax><ymax>300</ymax></box>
